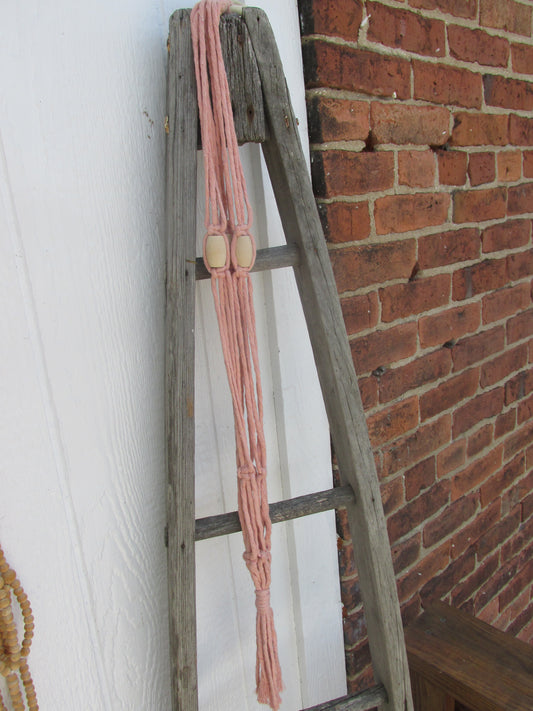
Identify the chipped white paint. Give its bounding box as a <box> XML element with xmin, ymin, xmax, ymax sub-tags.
<box><xmin>0</xmin><ymin>1</ymin><xmax>345</xmax><ymax>709</ymax></box>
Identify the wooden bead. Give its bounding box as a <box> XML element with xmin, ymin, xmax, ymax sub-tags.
<box><xmin>204</xmin><ymin>234</ymin><xmax>227</xmax><ymax>269</ymax></box>
<box><xmin>3</xmin><ymin>570</ymin><xmax>15</xmax><ymax>585</ymax></box>
<box><xmin>235</xmin><ymin>234</ymin><xmax>253</xmax><ymax>268</ymax></box>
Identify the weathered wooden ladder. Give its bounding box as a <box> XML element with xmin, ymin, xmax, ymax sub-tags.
<box><xmin>165</xmin><ymin>7</ymin><xmax>413</xmax><ymax>711</ymax></box>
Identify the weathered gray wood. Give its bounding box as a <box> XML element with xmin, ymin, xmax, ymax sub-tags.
<box><xmin>243</xmin><ymin>8</ymin><xmax>413</xmax><ymax>711</ymax></box>
<box><xmin>195</xmin><ymin>484</ymin><xmax>355</xmax><ymax>540</ymax></box>
<box><xmin>219</xmin><ymin>14</ymin><xmax>266</xmax><ymax>144</ymax></box>
<box><xmin>195</xmin><ymin>243</ymin><xmax>300</xmax><ymax>280</ymax></box>
<box><xmin>193</xmin><ymin>11</ymin><xmax>266</xmax><ymax>148</ymax></box>
<box><xmin>302</xmin><ymin>684</ymin><xmax>387</xmax><ymax>711</ymax></box>
<box><xmin>165</xmin><ymin>10</ymin><xmax>199</xmax><ymax>711</ymax></box>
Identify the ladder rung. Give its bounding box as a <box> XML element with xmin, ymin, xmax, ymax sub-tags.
<box><xmin>195</xmin><ymin>243</ymin><xmax>300</xmax><ymax>280</ymax></box>
<box><xmin>301</xmin><ymin>684</ymin><xmax>387</xmax><ymax>711</ymax></box>
<box><xmin>195</xmin><ymin>484</ymin><xmax>355</xmax><ymax>541</ymax></box>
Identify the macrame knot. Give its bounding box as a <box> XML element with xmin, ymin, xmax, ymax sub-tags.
<box><xmin>237</xmin><ymin>464</ymin><xmax>254</xmax><ymax>480</ymax></box>
<box><xmin>233</xmin><ymin>266</ymin><xmax>249</xmax><ymax>278</ymax></box>
<box><xmin>258</xmin><ymin>549</ymin><xmax>272</xmax><ymax>564</ymax></box>
<box><xmin>255</xmin><ymin>589</ymin><xmax>271</xmax><ymax>612</ymax></box>
<box><xmin>243</xmin><ymin>550</ymin><xmax>258</xmax><ymax>565</ymax></box>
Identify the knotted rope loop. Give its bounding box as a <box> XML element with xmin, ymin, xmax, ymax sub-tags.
<box><xmin>255</xmin><ymin>589</ymin><xmax>271</xmax><ymax>612</ymax></box>
<box><xmin>243</xmin><ymin>550</ymin><xmax>258</xmax><ymax>565</ymax></box>
<box><xmin>258</xmin><ymin>550</ymin><xmax>272</xmax><ymax>564</ymax></box>
<box><xmin>237</xmin><ymin>464</ymin><xmax>255</xmax><ymax>481</ymax></box>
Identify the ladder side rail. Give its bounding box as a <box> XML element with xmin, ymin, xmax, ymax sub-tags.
<box><xmin>243</xmin><ymin>8</ymin><xmax>413</xmax><ymax>711</ymax></box>
<box><xmin>166</xmin><ymin>10</ymin><xmax>199</xmax><ymax>711</ymax></box>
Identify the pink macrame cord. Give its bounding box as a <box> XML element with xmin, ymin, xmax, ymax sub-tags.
<box><xmin>190</xmin><ymin>2</ymin><xmax>283</xmax><ymax>709</ymax></box>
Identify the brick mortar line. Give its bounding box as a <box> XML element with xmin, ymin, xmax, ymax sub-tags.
<box><xmin>361</xmin><ymin>33</ymin><xmax>533</xmax><ymax>76</ymax></box>
<box><xmin>304</xmin><ymin>86</ymin><xmax>533</xmax><ymax>118</ymax></box>
<box><xmin>351</xmin><ymin>342</ymin><xmax>533</xmax><ymax>415</ymax></box>
<box><xmin>393</xmin><ymin>147</ymin><xmax>400</xmax><ymax>191</ymax></box>
<box><xmin>338</xmin><ymin>598</ymin><xmax>363</xmax><ymax>620</ymax></box>
<box><xmin>310</xmin><ymin>140</ymin><xmax>368</xmax><ymax>152</ymax></box>
<box><xmin>311</xmin><ymin>164</ymin><xmax>531</xmax><ymax>191</ymax></box>
<box><xmin>316</xmin><ymin>194</ymin><xmax>529</xmax><ymax>211</ymax></box>
<box><xmin>344</xmin><ymin>360</ymin><xmax>530</xmax><ymax>451</ymax></box>
<box><xmin>409</xmin><ymin>376</ymin><xmax>524</xmax><ymax>432</ymax></box>
<box><xmin>343</xmin><ymin>632</ymin><xmax>368</xmax><ymax>650</ymax></box>
<box><xmin>495</xmin><ymin>595</ymin><xmax>533</xmax><ymax>632</ymax></box>
<box><xmin>414</xmin><ymin>256</ymin><xmax>532</xmax><ymax>283</ymax></box>
<box><xmin>368</xmin><ymin>400</ymin><xmax>524</xmax><ymax>450</ymax></box>
<box><xmin>338</xmin><ymin>541</ymin><xmax>355</xmax><ymax>556</ymax></box>
<box><xmin>359</xmin><ymin>2</ymin><xmax>370</xmax><ymax>45</ymax></box>
<box><xmin>391</xmin><ymin>503</ymin><xmax>488</xmax><ymax>564</ymax></box>
<box><xmin>344</xmin><ymin>646</ymin><xmax>371</xmax><ymax>663</ymax></box>
<box><xmin>301</xmin><ymin>1</ymin><xmax>533</xmax><ymax>45</ymax></box>
<box><xmin>362</xmin><ymin>344</ymin><xmax>532</xmax><ymax>416</ymax></box>
<box><xmin>312</xmin><ymin>144</ymin><xmax>530</xmax><ymax>162</ymax></box>
<box><xmin>321</xmin><ymin>171</ymin><xmax>522</xmax><ymax>199</ymax></box>
<box><xmin>301</xmin><ymin>27</ymin><xmax>533</xmax><ymax>75</ymax></box>
<box><xmin>325</xmin><ymin>207</ymin><xmax>533</xmax><ymax>254</ymax></box>
<box><xmin>323</xmin><ymin>211</ymin><xmax>532</xmax><ymax>257</ymax></box>
<box><xmin>495</xmin><ymin>600</ymin><xmax>530</xmax><ymax>632</ymax></box>
<box><xmin>333</xmin><ymin>277</ymin><xmax>531</xmax><ymax>317</ymax></box>
<box><xmin>317</xmin><ymin>177</ymin><xmax>526</xmax><ymax>198</ymax></box>
<box><xmin>343</xmin><ymin>290</ymin><xmax>533</xmax><ymax>348</ymax></box>
<box><xmin>301</xmin><ymin>32</ymin><xmax>533</xmax><ymax>82</ymax></box>
<box><xmin>397</xmin><ymin>527</ymin><xmax>453</xmax><ymax>577</ymax></box>
<box><xmin>412</xmin><ymin>496</ymin><xmax>481</xmax><ymax>546</ymax></box>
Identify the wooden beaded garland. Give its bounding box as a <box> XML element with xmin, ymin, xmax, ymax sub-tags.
<box><xmin>0</xmin><ymin>546</ymin><xmax>38</xmax><ymax>710</ymax></box>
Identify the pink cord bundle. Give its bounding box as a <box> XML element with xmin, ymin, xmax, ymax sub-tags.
<box><xmin>190</xmin><ymin>2</ymin><xmax>283</xmax><ymax>708</ymax></box>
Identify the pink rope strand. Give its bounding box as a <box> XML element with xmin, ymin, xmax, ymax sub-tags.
<box><xmin>190</xmin><ymin>2</ymin><xmax>283</xmax><ymax>709</ymax></box>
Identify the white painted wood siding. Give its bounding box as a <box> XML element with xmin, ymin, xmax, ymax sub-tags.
<box><xmin>0</xmin><ymin>2</ymin><xmax>345</xmax><ymax>709</ymax></box>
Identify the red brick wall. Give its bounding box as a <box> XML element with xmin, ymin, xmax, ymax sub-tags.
<box><xmin>298</xmin><ymin>0</ymin><xmax>533</xmax><ymax>694</ymax></box>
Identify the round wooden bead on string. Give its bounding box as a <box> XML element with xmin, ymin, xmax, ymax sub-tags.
<box><xmin>0</xmin><ymin>545</ymin><xmax>38</xmax><ymax>710</ymax></box>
